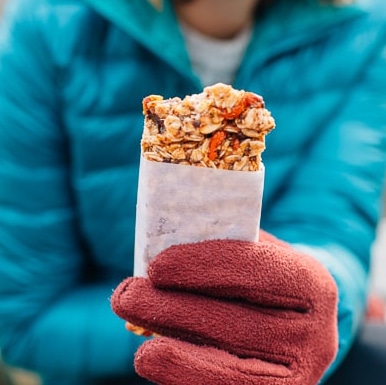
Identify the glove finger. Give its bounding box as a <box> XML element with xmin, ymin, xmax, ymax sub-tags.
<box><xmin>259</xmin><ymin>230</ymin><xmax>291</xmax><ymax>248</ymax></box>
<box><xmin>134</xmin><ymin>337</ymin><xmax>292</xmax><ymax>385</ymax></box>
<box><xmin>148</xmin><ymin>240</ymin><xmax>337</xmax><ymax>312</ymax></box>
<box><xmin>111</xmin><ymin>277</ymin><xmax>318</xmax><ymax>364</ymax></box>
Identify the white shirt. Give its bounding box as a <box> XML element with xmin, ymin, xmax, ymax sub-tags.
<box><xmin>180</xmin><ymin>21</ymin><xmax>253</xmax><ymax>87</ymax></box>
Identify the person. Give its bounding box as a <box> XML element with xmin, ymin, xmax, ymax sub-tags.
<box><xmin>0</xmin><ymin>0</ymin><xmax>385</xmax><ymax>384</ymax></box>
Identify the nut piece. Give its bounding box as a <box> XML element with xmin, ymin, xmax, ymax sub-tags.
<box><xmin>141</xmin><ymin>83</ymin><xmax>275</xmax><ymax>171</ymax></box>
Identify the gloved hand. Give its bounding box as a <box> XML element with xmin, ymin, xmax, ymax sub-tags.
<box><xmin>111</xmin><ymin>231</ymin><xmax>338</xmax><ymax>385</ymax></box>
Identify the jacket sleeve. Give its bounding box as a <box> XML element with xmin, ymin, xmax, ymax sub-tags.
<box><xmin>267</xmin><ymin>23</ymin><xmax>386</xmax><ymax>381</ymax></box>
<box><xmin>0</xmin><ymin>3</ymin><xmax>143</xmax><ymax>382</ymax></box>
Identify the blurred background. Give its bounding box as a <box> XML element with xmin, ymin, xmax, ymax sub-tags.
<box><xmin>371</xmin><ymin>215</ymin><xmax>386</xmax><ymax>298</ymax></box>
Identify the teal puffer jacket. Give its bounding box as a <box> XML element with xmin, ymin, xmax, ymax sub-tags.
<box><xmin>0</xmin><ymin>0</ymin><xmax>386</xmax><ymax>384</ymax></box>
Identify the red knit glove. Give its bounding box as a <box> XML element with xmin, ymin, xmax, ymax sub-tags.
<box><xmin>111</xmin><ymin>231</ymin><xmax>338</xmax><ymax>385</ymax></box>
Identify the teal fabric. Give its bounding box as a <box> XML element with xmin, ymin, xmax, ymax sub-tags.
<box><xmin>0</xmin><ymin>0</ymin><xmax>386</xmax><ymax>384</ymax></box>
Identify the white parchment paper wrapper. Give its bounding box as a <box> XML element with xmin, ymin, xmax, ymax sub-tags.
<box><xmin>134</xmin><ymin>157</ymin><xmax>265</xmax><ymax>277</ymax></box>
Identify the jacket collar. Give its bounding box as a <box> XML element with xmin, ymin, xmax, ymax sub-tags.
<box><xmin>84</xmin><ymin>0</ymin><xmax>196</xmax><ymax>83</ymax></box>
<box><xmin>248</xmin><ymin>0</ymin><xmax>365</xmax><ymax>58</ymax></box>
<box><xmin>84</xmin><ymin>0</ymin><xmax>365</xmax><ymax>82</ymax></box>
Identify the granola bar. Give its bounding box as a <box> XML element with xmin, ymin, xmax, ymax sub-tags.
<box><xmin>141</xmin><ymin>83</ymin><xmax>275</xmax><ymax>171</ymax></box>
<box><xmin>125</xmin><ymin>322</ymin><xmax>159</xmax><ymax>338</ymax></box>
